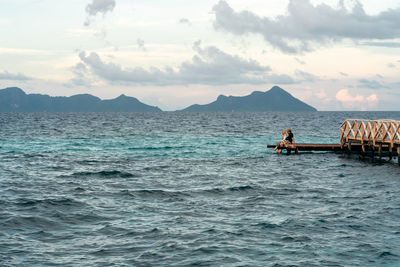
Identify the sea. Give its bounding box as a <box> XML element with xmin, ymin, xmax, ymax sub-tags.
<box><xmin>0</xmin><ymin>111</ymin><xmax>399</xmax><ymax>267</ymax></box>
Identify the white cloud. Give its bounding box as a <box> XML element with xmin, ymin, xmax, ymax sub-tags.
<box><xmin>336</xmin><ymin>89</ymin><xmax>364</xmax><ymax>103</ymax></box>
<box><xmin>76</xmin><ymin>42</ymin><xmax>295</xmax><ymax>86</ymax></box>
<box><xmin>65</xmin><ymin>28</ymin><xmax>98</xmax><ymax>38</ymax></box>
<box><xmin>366</xmin><ymin>94</ymin><xmax>378</xmax><ymax>103</ymax></box>
<box><xmin>0</xmin><ymin>47</ymin><xmax>50</xmax><ymax>56</ymax></box>
<box><xmin>336</xmin><ymin>89</ymin><xmax>378</xmax><ymax>109</ymax></box>
<box><xmin>212</xmin><ymin>0</ymin><xmax>400</xmax><ymax>54</ymax></box>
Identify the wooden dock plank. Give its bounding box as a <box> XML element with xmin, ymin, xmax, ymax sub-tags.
<box><xmin>267</xmin><ymin>144</ymin><xmax>342</xmax><ymax>151</ymax></box>
<box><xmin>267</xmin><ymin>143</ymin><xmax>395</xmax><ymax>152</ymax></box>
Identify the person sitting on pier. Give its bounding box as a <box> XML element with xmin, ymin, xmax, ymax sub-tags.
<box><xmin>285</xmin><ymin>128</ymin><xmax>295</xmax><ymax>145</ymax></box>
<box><xmin>275</xmin><ymin>128</ymin><xmax>295</xmax><ymax>154</ymax></box>
<box><xmin>273</xmin><ymin>129</ymin><xmax>287</xmax><ymax>153</ymax></box>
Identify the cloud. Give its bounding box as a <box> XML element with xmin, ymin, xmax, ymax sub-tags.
<box><xmin>137</xmin><ymin>39</ymin><xmax>146</xmax><ymax>51</ymax></box>
<box><xmin>0</xmin><ymin>70</ymin><xmax>32</xmax><ymax>81</ymax></box>
<box><xmin>358</xmin><ymin>79</ymin><xmax>387</xmax><ymax>89</ymax></box>
<box><xmin>295</xmin><ymin>70</ymin><xmax>319</xmax><ymax>82</ymax></box>
<box><xmin>315</xmin><ymin>89</ymin><xmax>331</xmax><ymax>103</ymax></box>
<box><xmin>294</xmin><ymin>57</ymin><xmax>306</xmax><ymax>65</ymax></box>
<box><xmin>179</xmin><ymin>18</ymin><xmax>191</xmax><ymax>25</ymax></box>
<box><xmin>77</xmin><ymin>42</ymin><xmax>294</xmax><ymax>86</ymax></box>
<box><xmin>362</xmin><ymin>41</ymin><xmax>400</xmax><ymax>48</ymax></box>
<box><xmin>336</xmin><ymin>89</ymin><xmax>378</xmax><ymax>109</ymax></box>
<box><xmin>0</xmin><ymin>47</ymin><xmax>50</xmax><ymax>56</ymax></box>
<box><xmin>339</xmin><ymin>72</ymin><xmax>348</xmax><ymax>77</ymax></box>
<box><xmin>336</xmin><ymin>89</ymin><xmax>364</xmax><ymax>103</ymax></box>
<box><xmin>69</xmin><ymin>62</ymin><xmax>92</xmax><ymax>87</ymax></box>
<box><xmin>366</xmin><ymin>94</ymin><xmax>378</xmax><ymax>103</ymax></box>
<box><xmin>85</xmin><ymin>0</ymin><xmax>116</xmax><ymax>26</ymax></box>
<box><xmin>212</xmin><ymin>0</ymin><xmax>400</xmax><ymax>54</ymax></box>
<box><xmin>387</xmin><ymin>63</ymin><xmax>396</xmax><ymax>68</ymax></box>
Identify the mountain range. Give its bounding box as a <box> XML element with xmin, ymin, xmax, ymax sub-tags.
<box><xmin>182</xmin><ymin>86</ymin><xmax>316</xmax><ymax>111</ymax></box>
<box><xmin>0</xmin><ymin>86</ymin><xmax>316</xmax><ymax>112</ymax></box>
<box><xmin>0</xmin><ymin>87</ymin><xmax>161</xmax><ymax>112</ymax></box>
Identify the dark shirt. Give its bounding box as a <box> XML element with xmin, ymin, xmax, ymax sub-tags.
<box><xmin>285</xmin><ymin>133</ymin><xmax>294</xmax><ymax>143</ymax></box>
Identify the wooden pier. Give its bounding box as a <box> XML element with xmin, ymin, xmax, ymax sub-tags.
<box><xmin>269</xmin><ymin>119</ymin><xmax>400</xmax><ymax>165</ymax></box>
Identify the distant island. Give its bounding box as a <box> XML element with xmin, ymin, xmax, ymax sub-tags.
<box><xmin>181</xmin><ymin>86</ymin><xmax>317</xmax><ymax>111</ymax></box>
<box><xmin>0</xmin><ymin>87</ymin><xmax>161</xmax><ymax>112</ymax></box>
<box><xmin>0</xmin><ymin>86</ymin><xmax>316</xmax><ymax>112</ymax></box>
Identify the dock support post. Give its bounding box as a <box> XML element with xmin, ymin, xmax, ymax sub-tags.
<box><xmin>378</xmin><ymin>143</ymin><xmax>382</xmax><ymax>159</ymax></box>
<box><xmin>347</xmin><ymin>141</ymin><xmax>351</xmax><ymax>155</ymax></box>
<box><xmin>361</xmin><ymin>144</ymin><xmax>366</xmax><ymax>159</ymax></box>
<box><xmin>371</xmin><ymin>146</ymin><xmax>375</xmax><ymax>162</ymax></box>
<box><xmin>295</xmin><ymin>147</ymin><xmax>299</xmax><ymax>155</ymax></box>
<box><xmin>398</xmin><ymin>146</ymin><xmax>400</xmax><ymax>166</ymax></box>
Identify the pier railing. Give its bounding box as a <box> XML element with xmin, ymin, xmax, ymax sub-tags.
<box><xmin>340</xmin><ymin>119</ymin><xmax>400</xmax><ymax>151</ymax></box>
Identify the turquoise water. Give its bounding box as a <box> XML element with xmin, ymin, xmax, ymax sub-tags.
<box><xmin>1</xmin><ymin>112</ymin><xmax>400</xmax><ymax>266</ymax></box>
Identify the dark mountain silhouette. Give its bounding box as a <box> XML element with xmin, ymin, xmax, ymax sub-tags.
<box><xmin>0</xmin><ymin>87</ymin><xmax>161</xmax><ymax>112</ymax></box>
<box><xmin>181</xmin><ymin>86</ymin><xmax>317</xmax><ymax>111</ymax></box>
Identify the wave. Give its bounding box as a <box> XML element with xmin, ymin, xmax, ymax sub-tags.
<box><xmin>52</xmin><ymin>211</ymin><xmax>113</xmax><ymax>225</ymax></box>
<box><xmin>69</xmin><ymin>170</ymin><xmax>137</xmax><ymax>178</ymax></box>
<box><xmin>128</xmin><ymin>145</ymin><xmax>188</xmax><ymax>151</ymax></box>
<box><xmin>120</xmin><ymin>185</ymin><xmax>256</xmax><ymax>199</ymax></box>
<box><xmin>120</xmin><ymin>189</ymin><xmax>190</xmax><ymax>200</ymax></box>
<box><xmin>228</xmin><ymin>185</ymin><xmax>254</xmax><ymax>191</ymax></box>
<box><xmin>378</xmin><ymin>251</ymin><xmax>398</xmax><ymax>258</ymax></box>
<box><xmin>1</xmin><ymin>216</ymin><xmax>62</xmax><ymax>230</ymax></box>
<box><xmin>15</xmin><ymin>197</ymin><xmax>85</xmax><ymax>209</ymax></box>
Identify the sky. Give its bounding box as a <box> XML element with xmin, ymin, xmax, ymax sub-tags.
<box><xmin>0</xmin><ymin>0</ymin><xmax>399</xmax><ymax>111</ymax></box>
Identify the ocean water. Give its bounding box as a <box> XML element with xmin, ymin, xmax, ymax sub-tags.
<box><xmin>0</xmin><ymin>111</ymin><xmax>400</xmax><ymax>267</ymax></box>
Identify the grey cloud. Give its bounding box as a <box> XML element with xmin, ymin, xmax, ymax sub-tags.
<box><xmin>263</xmin><ymin>73</ymin><xmax>294</xmax><ymax>85</ymax></box>
<box><xmin>137</xmin><ymin>39</ymin><xmax>146</xmax><ymax>51</ymax></box>
<box><xmin>362</xmin><ymin>41</ymin><xmax>400</xmax><ymax>48</ymax></box>
<box><xmin>212</xmin><ymin>0</ymin><xmax>400</xmax><ymax>54</ymax></box>
<box><xmin>69</xmin><ymin>62</ymin><xmax>92</xmax><ymax>87</ymax></box>
<box><xmin>387</xmin><ymin>63</ymin><xmax>396</xmax><ymax>68</ymax></box>
<box><xmin>295</xmin><ymin>70</ymin><xmax>319</xmax><ymax>82</ymax></box>
<box><xmin>358</xmin><ymin>79</ymin><xmax>387</xmax><ymax>89</ymax></box>
<box><xmin>94</xmin><ymin>28</ymin><xmax>107</xmax><ymax>39</ymax></box>
<box><xmin>179</xmin><ymin>18</ymin><xmax>191</xmax><ymax>25</ymax></box>
<box><xmin>294</xmin><ymin>57</ymin><xmax>306</xmax><ymax>65</ymax></box>
<box><xmin>390</xmin><ymin>82</ymin><xmax>400</xmax><ymax>89</ymax></box>
<box><xmin>77</xmin><ymin>42</ymin><xmax>294</xmax><ymax>86</ymax></box>
<box><xmin>0</xmin><ymin>71</ymin><xmax>32</xmax><ymax>81</ymax></box>
<box><xmin>85</xmin><ymin>0</ymin><xmax>116</xmax><ymax>26</ymax></box>
<box><xmin>339</xmin><ymin>72</ymin><xmax>348</xmax><ymax>77</ymax></box>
